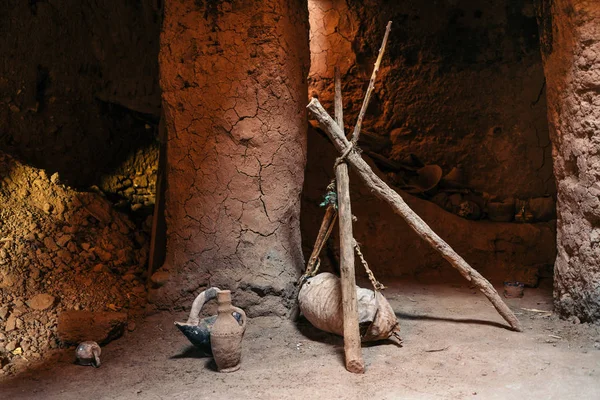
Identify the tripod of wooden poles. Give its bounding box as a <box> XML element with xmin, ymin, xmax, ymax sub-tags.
<box><xmin>303</xmin><ymin>21</ymin><xmax>522</xmax><ymax>374</ymax></box>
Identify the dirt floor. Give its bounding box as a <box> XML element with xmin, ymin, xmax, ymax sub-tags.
<box><xmin>1</xmin><ymin>279</ymin><xmax>599</xmax><ymax>400</ymax></box>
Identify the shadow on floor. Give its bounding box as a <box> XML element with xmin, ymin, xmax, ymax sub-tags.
<box><xmin>169</xmin><ymin>345</ymin><xmax>211</xmax><ymax>359</ymax></box>
<box><xmin>295</xmin><ymin>317</ymin><xmax>344</xmax><ymax>346</ymax></box>
<box><xmin>395</xmin><ymin>312</ymin><xmax>511</xmax><ymax>330</ymax></box>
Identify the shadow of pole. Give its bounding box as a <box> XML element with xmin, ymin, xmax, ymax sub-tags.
<box><xmin>395</xmin><ymin>312</ymin><xmax>512</xmax><ymax>331</ymax></box>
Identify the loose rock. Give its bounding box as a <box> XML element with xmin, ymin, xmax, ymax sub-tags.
<box><xmin>27</xmin><ymin>294</ymin><xmax>56</xmax><ymax>310</ymax></box>
<box><xmin>150</xmin><ymin>271</ymin><xmax>170</xmax><ymax>287</ymax></box>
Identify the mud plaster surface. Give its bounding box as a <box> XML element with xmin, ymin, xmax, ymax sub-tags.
<box><xmin>308</xmin><ymin>0</ymin><xmax>555</xmax><ymax>199</ymax></box>
<box><xmin>157</xmin><ymin>0</ymin><xmax>310</xmax><ymax>316</ymax></box>
<box><xmin>1</xmin><ymin>280</ymin><xmax>599</xmax><ymax>399</ymax></box>
<box><xmin>540</xmin><ymin>0</ymin><xmax>600</xmax><ymax>321</ymax></box>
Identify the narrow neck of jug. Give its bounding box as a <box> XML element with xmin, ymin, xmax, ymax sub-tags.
<box><xmin>217</xmin><ymin>290</ymin><xmax>233</xmax><ymax>313</ymax></box>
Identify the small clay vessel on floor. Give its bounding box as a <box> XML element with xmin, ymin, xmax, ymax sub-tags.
<box><xmin>75</xmin><ymin>341</ymin><xmax>101</xmax><ymax>367</ymax></box>
<box><xmin>210</xmin><ymin>290</ymin><xmax>247</xmax><ymax>373</ymax></box>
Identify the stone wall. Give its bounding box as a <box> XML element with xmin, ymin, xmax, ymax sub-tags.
<box><xmin>98</xmin><ymin>143</ymin><xmax>159</xmax><ymax>214</ymax></box>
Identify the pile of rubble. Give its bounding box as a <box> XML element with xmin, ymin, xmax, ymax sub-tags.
<box><xmin>0</xmin><ymin>153</ymin><xmax>150</xmax><ymax>375</ymax></box>
<box><xmin>98</xmin><ymin>142</ymin><xmax>158</xmax><ymax>213</ymax></box>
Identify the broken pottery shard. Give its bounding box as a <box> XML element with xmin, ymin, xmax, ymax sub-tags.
<box><xmin>57</xmin><ymin>311</ymin><xmax>127</xmax><ymax>345</ymax></box>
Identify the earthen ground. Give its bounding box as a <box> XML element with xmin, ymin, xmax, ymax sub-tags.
<box><xmin>1</xmin><ymin>279</ymin><xmax>598</xmax><ymax>399</ymax></box>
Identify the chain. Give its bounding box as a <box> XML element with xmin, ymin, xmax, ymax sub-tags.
<box><xmin>353</xmin><ymin>239</ymin><xmax>385</xmax><ymax>291</ymax></box>
<box><xmin>300</xmin><ymin>175</ymin><xmax>386</xmax><ymax>294</ymax></box>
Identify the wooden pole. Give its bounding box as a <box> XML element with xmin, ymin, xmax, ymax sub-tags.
<box><xmin>351</xmin><ymin>21</ymin><xmax>392</xmax><ymax>143</ymax></box>
<box><xmin>307</xmin><ymin>97</ymin><xmax>523</xmax><ymax>332</ymax></box>
<box><xmin>334</xmin><ymin>67</ymin><xmax>365</xmax><ymax>373</ymax></box>
<box><xmin>334</xmin><ymin>67</ymin><xmax>345</xmax><ymax>131</ymax></box>
<box><xmin>147</xmin><ymin>110</ymin><xmax>167</xmax><ymax>287</ymax></box>
<box><xmin>305</xmin><ymin>204</ymin><xmax>337</xmax><ymax>276</ymax></box>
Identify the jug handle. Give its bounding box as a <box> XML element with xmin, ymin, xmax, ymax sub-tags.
<box><xmin>186</xmin><ymin>287</ymin><xmax>220</xmax><ymax>325</ymax></box>
<box><xmin>232</xmin><ymin>306</ymin><xmax>247</xmax><ymax>331</ymax></box>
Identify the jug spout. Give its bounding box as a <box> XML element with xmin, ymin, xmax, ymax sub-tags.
<box><xmin>174</xmin><ymin>287</ymin><xmax>220</xmax><ymax>352</ymax></box>
<box><xmin>175</xmin><ymin>315</ymin><xmax>218</xmax><ymax>353</ymax></box>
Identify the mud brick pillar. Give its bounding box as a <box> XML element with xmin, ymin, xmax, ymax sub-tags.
<box><xmin>157</xmin><ymin>0</ymin><xmax>310</xmax><ymax>316</ymax></box>
<box><xmin>538</xmin><ymin>0</ymin><xmax>600</xmax><ymax>322</ymax></box>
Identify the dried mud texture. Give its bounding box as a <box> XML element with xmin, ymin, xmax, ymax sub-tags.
<box><xmin>540</xmin><ymin>0</ymin><xmax>600</xmax><ymax>322</ymax></box>
<box><xmin>308</xmin><ymin>0</ymin><xmax>358</xmax><ymax>95</ymax></box>
<box><xmin>0</xmin><ymin>0</ymin><xmax>161</xmax><ymax>187</ymax></box>
<box><xmin>302</xmin><ymin>129</ymin><xmax>556</xmax><ymax>284</ymax></box>
<box><xmin>157</xmin><ymin>0</ymin><xmax>310</xmax><ymax>316</ymax></box>
<box><xmin>307</xmin><ymin>0</ymin><xmax>555</xmax><ymax>199</ymax></box>
<box><xmin>0</xmin><ymin>153</ymin><xmax>148</xmax><ymax>376</ymax></box>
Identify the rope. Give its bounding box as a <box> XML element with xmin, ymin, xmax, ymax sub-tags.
<box><xmin>320</xmin><ymin>180</ymin><xmax>338</xmax><ymax>209</ymax></box>
<box><xmin>333</xmin><ymin>139</ymin><xmax>361</xmax><ymax>170</ymax></box>
<box><xmin>298</xmin><ymin>257</ymin><xmax>321</xmax><ymax>288</ymax></box>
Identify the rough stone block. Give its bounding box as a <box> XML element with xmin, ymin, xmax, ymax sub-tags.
<box><xmin>57</xmin><ymin>311</ymin><xmax>127</xmax><ymax>345</ymax></box>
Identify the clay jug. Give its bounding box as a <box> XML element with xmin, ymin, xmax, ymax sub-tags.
<box><xmin>210</xmin><ymin>290</ymin><xmax>247</xmax><ymax>372</ymax></box>
<box><xmin>174</xmin><ymin>287</ymin><xmax>244</xmax><ymax>355</ymax></box>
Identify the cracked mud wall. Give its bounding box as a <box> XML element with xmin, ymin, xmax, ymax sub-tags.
<box><xmin>538</xmin><ymin>0</ymin><xmax>600</xmax><ymax>322</ymax></box>
<box><xmin>308</xmin><ymin>0</ymin><xmax>555</xmax><ymax>199</ymax></box>
<box><xmin>157</xmin><ymin>0</ymin><xmax>310</xmax><ymax>316</ymax></box>
<box><xmin>0</xmin><ymin>0</ymin><xmax>162</xmax><ymax>188</ymax></box>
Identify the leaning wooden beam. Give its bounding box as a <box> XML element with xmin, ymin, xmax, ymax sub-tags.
<box><xmin>307</xmin><ymin>97</ymin><xmax>523</xmax><ymax>332</ymax></box>
<box><xmin>337</xmin><ymin>167</ymin><xmax>365</xmax><ymax>372</ymax></box>
<box><xmin>334</xmin><ymin>67</ymin><xmax>365</xmax><ymax>373</ymax></box>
